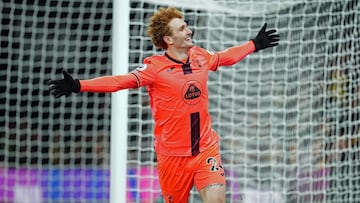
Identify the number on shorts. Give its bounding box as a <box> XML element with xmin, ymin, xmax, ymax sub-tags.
<box><xmin>206</xmin><ymin>157</ymin><xmax>223</xmax><ymax>172</ymax></box>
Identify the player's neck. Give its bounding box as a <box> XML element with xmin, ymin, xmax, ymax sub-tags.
<box><xmin>166</xmin><ymin>47</ymin><xmax>189</xmax><ymax>62</ymax></box>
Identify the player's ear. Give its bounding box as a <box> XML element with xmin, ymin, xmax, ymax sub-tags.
<box><xmin>163</xmin><ymin>35</ymin><xmax>173</xmax><ymax>46</ymax></box>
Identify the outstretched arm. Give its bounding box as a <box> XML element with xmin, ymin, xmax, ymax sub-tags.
<box><xmin>217</xmin><ymin>41</ymin><xmax>256</xmax><ymax>66</ymax></box>
<box><xmin>217</xmin><ymin>23</ymin><xmax>280</xmax><ymax>66</ymax></box>
<box><xmin>48</xmin><ymin>70</ymin><xmax>138</xmax><ymax>97</ymax></box>
<box><xmin>79</xmin><ymin>73</ymin><xmax>138</xmax><ymax>92</ymax></box>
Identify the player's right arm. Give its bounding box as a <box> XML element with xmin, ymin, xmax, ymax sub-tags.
<box><xmin>48</xmin><ymin>70</ymin><xmax>139</xmax><ymax>98</ymax></box>
<box><xmin>79</xmin><ymin>73</ymin><xmax>139</xmax><ymax>92</ymax></box>
<box><xmin>48</xmin><ymin>62</ymin><xmax>157</xmax><ymax>98</ymax></box>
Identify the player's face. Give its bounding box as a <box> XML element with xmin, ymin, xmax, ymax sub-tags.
<box><xmin>167</xmin><ymin>18</ymin><xmax>193</xmax><ymax>49</ymax></box>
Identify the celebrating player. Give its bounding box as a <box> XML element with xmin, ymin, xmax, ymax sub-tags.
<box><xmin>48</xmin><ymin>7</ymin><xmax>279</xmax><ymax>203</ymax></box>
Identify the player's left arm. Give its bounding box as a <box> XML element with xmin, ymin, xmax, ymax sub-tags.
<box><xmin>216</xmin><ymin>23</ymin><xmax>280</xmax><ymax>67</ymax></box>
<box><xmin>216</xmin><ymin>41</ymin><xmax>256</xmax><ymax>67</ymax></box>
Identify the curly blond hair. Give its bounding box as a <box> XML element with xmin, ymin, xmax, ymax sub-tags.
<box><xmin>147</xmin><ymin>7</ymin><xmax>183</xmax><ymax>50</ymax></box>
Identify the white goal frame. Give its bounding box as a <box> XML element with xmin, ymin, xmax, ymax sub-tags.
<box><xmin>111</xmin><ymin>0</ymin><xmax>130</xmax><ymax>202</ymax></box>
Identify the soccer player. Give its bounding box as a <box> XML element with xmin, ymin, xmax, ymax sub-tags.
<box><xmin>48</xmin><ymin>7</ymin><xmax>279</xmax><ymax>203</ymax></box>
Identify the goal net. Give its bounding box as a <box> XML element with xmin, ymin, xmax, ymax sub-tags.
<box><xmin>126</xmin><ymin>0</ymin><xmax>360</xmax><ymax>202</ymax></box>
<box><xmin>1</xmin><ymin>1</ymin><xmax>113</xmax><ymax>202</ymax></box>
<box><xmin>0</xmin><ymin>0</ymin><xmax>359</xmax><ymax>203</ymax></box>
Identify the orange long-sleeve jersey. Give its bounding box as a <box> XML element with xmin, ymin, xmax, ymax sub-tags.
<box><xmin>80</xmin><ymin>41</ymin><xmax>255</xmax><ymax>156</ymax></box>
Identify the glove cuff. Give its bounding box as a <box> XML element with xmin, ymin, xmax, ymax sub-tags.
<box><xmin>250</xmin><ymin>39</ymin><xmax>259</xmax><ymax>52</ymax></box>
<box><xmin>74</xmin><ymin>79</ymin><xmax>81</xmax><ymax>93</ymax></box>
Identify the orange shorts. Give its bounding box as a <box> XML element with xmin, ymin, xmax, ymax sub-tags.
<box><xmin>156</xmin><ymin>144</ymin><xmax>226</xmax><ymax>203</ymax></box>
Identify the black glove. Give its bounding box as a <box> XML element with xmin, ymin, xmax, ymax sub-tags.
<box><xmin>251</xmin><ymin>23</ymin><xmax>280</xmax><ymax>51</ymax></box>
<box><xmin>48</xmin><ymin>70</ymin><xmax>80</xmax><ymax>98</ymax></box>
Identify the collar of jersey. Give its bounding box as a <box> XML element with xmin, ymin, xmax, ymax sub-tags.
<box><xmin>165</xmin><ymin>52</ymin><xmax>190</xmax><ymax>65</ymax></box>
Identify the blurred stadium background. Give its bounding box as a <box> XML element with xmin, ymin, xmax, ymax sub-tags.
<box><xmin>1</xmin><ymin>0</ymin><xmax>359</xmax><ymax>202</ymax></box>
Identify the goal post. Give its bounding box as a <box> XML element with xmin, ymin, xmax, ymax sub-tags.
<box><xmin>111</xmin><ymin>1</ymin><xmax>129</xmax><ymax>203</ymax></box>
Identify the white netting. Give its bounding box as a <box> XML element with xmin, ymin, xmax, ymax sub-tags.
<box><xmin>127</xmin><ymin>0</ymin><xmax>360</xmax><ymax>202</ymax></box>
<box><xmin>1</xmin><ymin>1</ymin><xmax>112</xmax><ymax>202</ymax></box>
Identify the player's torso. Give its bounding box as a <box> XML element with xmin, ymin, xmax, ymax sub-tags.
<box><xmin>147</xmin><ymin>50</ymin><xmax>210</xmax><ymax>110</ymax></box>
<box><xmin>145</xmin><ymin>48</ymin><xmax>217</xmax><ymax>156</ymax></box>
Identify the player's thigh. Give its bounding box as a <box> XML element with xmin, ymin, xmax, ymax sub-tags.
<box><xmin>157</xmin><ymin>154</ymin><xmax>194</xmax><ymax>203</ymax></box>
<box><xmin>194</xmin><ymin>144</ymin><xmax>226</xmax><ymax>192</ymax></box>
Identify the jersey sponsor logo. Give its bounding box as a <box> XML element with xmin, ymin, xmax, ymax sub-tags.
<box><xmin>185</xmin><ymin>84</ymin><xmax>201</xmax><ymax>99</ymax></box>
<box><xmin>182</xmin><ymin>80</ymin><xmax>202</xmax><ymax>105</ymax></box>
